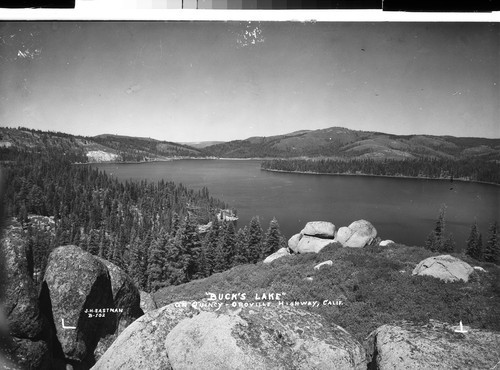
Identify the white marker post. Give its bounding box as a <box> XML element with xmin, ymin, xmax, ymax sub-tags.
<box><xmin>454</xmin><ymin>320</ymin><xmax>468</xmax><ymax>333</ymax></box>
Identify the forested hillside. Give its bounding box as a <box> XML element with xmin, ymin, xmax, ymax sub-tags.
<box><xmin>0</xmin><ymin>127</ymin><xmax>203</xmax><ymax>163</ymax></box>
<box><xmin>261</xmin><ymin>157</ymin><xmax>500</xmax><ymax>184</ymax></box>
<box><xmin>1</xmin><ymin>146</ymin><xmax>286</xmax><ymax>293</ymax></box>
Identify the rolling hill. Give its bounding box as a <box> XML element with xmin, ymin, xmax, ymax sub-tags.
<box><xmin>0</xmin><ymin>127</ymin><xmax>203</xmax><ymax>162</ymax></box>
<box><xmin>201</xmin><ymin>127</ymin><xmax>500</xmax><ymax>161</ymax></box>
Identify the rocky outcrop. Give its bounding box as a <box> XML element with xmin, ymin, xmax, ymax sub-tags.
<box><xmin>365</xmin><ymin>320</ymin><xmax>500</xmax><ymax>369</ymax></box>
<box><xmin>2</xmin><ymin>222</ymin><xmax>52</xmax><ymax>369</ymax></box>
<box><xmin>93</xmin><ymin>258</ymin><xmax>143</xmax><ymax>360</ymax></box>
<box><xmin>334</xmin><ymin>220</ymin><xmax>377</xmax><ymax>248</ymax></box>
<box><xmin>301</xmin><ymin>221</ymin><xmax>335</xmax><ymax>238</ymax></box>
<box><xmin>314</xmin><ymin>260</ymin><xmax>333</xmax><ymax>270</ymax></box>
<box><xmin>263</xmin><ymin>247</ymin><xmax>290</xmax><ymax>263</ymax></box>
<box><xmin>93</xmin><ymin>301</ymin><xmax>366</xmax><ymax>370</ymax></box>
<box><xmin>412</xmin><ymin>255</ymin><xmax>474</xmax><ymax>282</ymax></box>
<box><xmin>139</xmin><ymin>291</ymin><xmax>158</xmax><ymax>314</ymax></box>
<box><xmin>40</xmin><ymin>245</ymin><xmax>116</xmax><ymax>367</ymax></box>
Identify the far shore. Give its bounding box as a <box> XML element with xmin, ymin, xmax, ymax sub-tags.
<box><xmin>260</xmin><ymin>168</ymin><xmax>500</xmax><ymax>187</ymax></box>
<box><xmin>77</xmin><ymin>157</ymin><xmax>498</xmax><ymax>186</ymax></box>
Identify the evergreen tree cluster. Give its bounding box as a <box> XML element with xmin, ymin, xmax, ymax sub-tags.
<box><xmin>261</xmin><ymin>158</ymin><xmax>500</xmax><ymax>184</ymax></box>
<box><xmin>1</xmin><ymin>148</ymin><xmax>287</xmax><ymax>292</ymax></box>
<box><xmin>466</xmin><ymin>221</ymin><xmax>499</xmax><ymax>264</ymax></box>
<box><xmin>424</xmin><ymin>207</ymin><xmax>456</xmax><ymax>253</ymax></box>
<box><xmin>424</xmin><ymin>207</ymin><xmax>499</xmax><ymax>265</ymax></box>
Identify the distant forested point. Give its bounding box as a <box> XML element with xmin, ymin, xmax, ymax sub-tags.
<box><xmin>261</xmin><ymin>158</ymin><xmax>500</xmax><ymax>185</ymax></box>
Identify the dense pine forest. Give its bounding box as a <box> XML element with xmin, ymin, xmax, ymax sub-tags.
<box><xmin>261</xmin><ymin>158</ymin><xmax>500</xmax><ymax>185</ymax></box>
<box><xmin>1</xmin><ymin>147</ymin><xmax>286</xmax><ymax>293</ymax></box>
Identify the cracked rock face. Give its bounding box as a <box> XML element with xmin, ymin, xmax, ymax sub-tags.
<box><xmin>93</xmin><ymin>302</ymin><xmax>366</xmax><ymax>370</ymax></box>
<box><xmin>40</xmin><ymin>245</ymin><xmax>116</xmax><ymax>365</ymax></box>
<box><xmin>365</xmin><ymin>321</ymin><xmax>500</xmax><ymax>369</ymax></box>
<box><xmin>2</xmin><ymin>222</ymin><xmax>51</xmax><ymax>368</ymax></box>
<box><xmin>412</xmin><ymin>255</ymin><xmax>474</xmax><ymax>282</ymax></box>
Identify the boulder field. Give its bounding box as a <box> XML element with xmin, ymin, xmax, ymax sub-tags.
<box><xmin>264</xmin><ymin>220</ymin><xmax>379</xmax><ymax>263</ymax></box>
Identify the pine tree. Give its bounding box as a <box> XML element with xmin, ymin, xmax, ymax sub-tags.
<box><xmin>128</xmin><ymin>237</ymin><xmax>143</xmax><ymax>289</ymax></box>
<box><xmin>147</xmin><ymin>232</ymin><xmax>168</xmax><ymax>292</ymax></box>
<box><xmin>425</xmin><ymin>206</ymin><xmax>455</xmax><ymax>253</ymax></box>
<box><xmin>425</xmin><ymin>207</ymin><xmax>446</xmax><ymax>252</ymax></box>
<box><xmin>175</xmin><ymin>215</ymin><xmax>202</xmax><ymax>282</ymax></box>
<box><xmin>484</xmin><ymin>221</ymin><xmax>499</xmax><ymax>264</ymax></box>
<box><xmin>213</xmin><ymin>221</ymin><xmax>236</xmax><ymax>273</ymax></box>
<box><xmin>233</xmin><ymin>227</ymin><xmax>249</xmax><ymax>266</ymax></box>
<box><xmin>203</xmin><ymin>217</ymin><xmax>220</xmax><ymax>275</ymax></box>
<box><xmin>466</xmin><ymin>222</ymin><xmax>483</xmax><ymax>261</ymax></box>
<box><xmin>247</xmin><ymin>217</ymin><xmax>263</xmax><ymax>263</ymax></box>
<box><xmin>262</xmin><ymin>217</ymin><xmax>282</xmax><ymax>258</ymax></box>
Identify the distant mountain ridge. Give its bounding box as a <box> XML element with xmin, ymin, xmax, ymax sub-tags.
<box><xmin>201</xmin><ymin>126</ymin><xmax>500</xmax><ymax>161</ymax></box>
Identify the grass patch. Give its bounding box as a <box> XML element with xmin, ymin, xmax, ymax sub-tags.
<box><xmin>154</xmin><ymin>244</ymin><xmax>500</xmax><ymax>342</ymax></box>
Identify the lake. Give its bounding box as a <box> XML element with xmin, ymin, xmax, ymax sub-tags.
<box><xmin>93</xmin><ymin>159</ymin><xmax>499</xmax><ymax>249</ymax></box>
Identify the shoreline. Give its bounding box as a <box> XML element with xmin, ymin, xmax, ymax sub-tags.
<box><xmin>260</xmin><ymin>168</ymin><xmax>500</xmax><ymax>187</ymax></box>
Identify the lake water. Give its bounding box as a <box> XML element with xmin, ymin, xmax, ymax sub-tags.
<box><xmin>94</xmin><ymin>160</ymin><xmax>499</xmax><ymax>249</ymax></box>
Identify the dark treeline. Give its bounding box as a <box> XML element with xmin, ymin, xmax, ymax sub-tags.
<box><xmin>1</xmin><ymin>148</ymin><xmax>285</xmax><ymax>292</ymax></box>
<box><xmin>261</xmin><ymin>158</ymin><xmax>500</xmax><ymax>184</ymax></box>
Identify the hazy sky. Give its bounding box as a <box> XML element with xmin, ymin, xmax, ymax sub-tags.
<box><xmin>0</xmin><ymin>22</ymin><xmax>498</xmax><ymax>142</ymax></box>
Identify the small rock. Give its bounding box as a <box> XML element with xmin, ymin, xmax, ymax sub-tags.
<box><xmin>473</xmin><ymin>266</ymin><xmax>487</xmax><ymax>273</ymax></box>
<box><xmin>314</xmin><ymin>260</ymin><xmax>333</xmax><ymax>270</ymax></box>
<box><xmin>263</xmin><ymin>247</ymin><xmax>290</xmax><ymax>263</ymax></box>
<box><xmin>379</xmin><ymin>240</ymin><xmax>395</xmax><ymax>247</ymax></box>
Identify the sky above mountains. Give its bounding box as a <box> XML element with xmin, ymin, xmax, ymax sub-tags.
<box><xmin>0</xmin><ymin>22</ymin><xmax>498</xmax><ymax>141</ymax></box>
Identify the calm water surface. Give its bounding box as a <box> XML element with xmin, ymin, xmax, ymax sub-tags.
<box><xmin>94</xmin><ymin>160</ymin><xmax>499</xmax><ymax>248</ymax></box>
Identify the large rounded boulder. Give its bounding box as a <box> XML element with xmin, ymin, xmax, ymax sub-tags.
<box><xmin>40</xmin><ymin>245</ymin><xmax>115</xmax><ymax>366</ymax></box>
<box><xmin>301</xmin><ymin>221</ymin><xmax>335</xmax><ymax>238</ymax></box>
<box><xmin>334</xmin><ymin>220</ymin><xmax>377</xmax><ymax>248</ymax></box>
<box><xmin>412</xmin><ymin>255</ymin><xmax>474</xmax><ymax>282</ymax></box>
<box><xmin>365</xmin><ymin>321</ymin><xmax>500</xmax><ymax>369</ymax></box>
<box><xmin>296</xmin><ymin>235</ymin><xmax>335</xmax><ymax>254</ymax></box>
<box><xmin>93</xmin><ymin>301</ymin><xmax>366</xmax><ymax>369</ymax></box>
